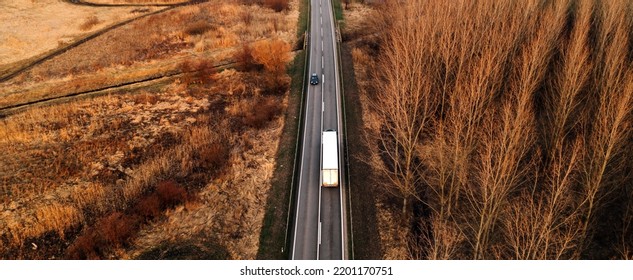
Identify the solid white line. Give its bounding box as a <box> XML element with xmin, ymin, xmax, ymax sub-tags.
<box><xmin>292</xmin><ymin>5</ymin><xmax>316</xmax><ymax>259</ymax></box>
<box><xmin>292</xmin><ymin>85</ymin><xmax>308</xmax><ymax>260</ymax></box>
<box><xmin>325</xmin><ymin>0</ymin><xmax>346</xmax><ymax>261</ymax></box>
<box><xmin>318</xmin><ymin>222</ymin><xmax>322</xmax><ymax>244</ymax></box>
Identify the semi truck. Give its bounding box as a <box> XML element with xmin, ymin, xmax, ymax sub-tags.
<box><xmin>321</xmin><ymin>130</ymin><xmax>339</xmax><ymax>187</ymax></box>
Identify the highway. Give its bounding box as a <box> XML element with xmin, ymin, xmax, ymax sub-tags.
<box><xmin>291</xmin><ymin>0</ymin><xmax>345</xmax><ymax>260</ymax></box>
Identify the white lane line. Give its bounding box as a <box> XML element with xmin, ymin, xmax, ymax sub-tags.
<box><xmin>292</xmin><ymin>93</ymin><xmax>308</xmax><ymax>260</ymax></box>
<box><xmin>317</xmin><ymin>63</ymin><xmax>325</xmax><ymax>261</ymax></box>
<box><xmin>322</xmin><ymin>0</ymin><xmax>346</xmax><ymax>260</ymax></box>
<box><xmin>328</xmin><ymin>0</ymin><xmax>346</xmax><ymax>261</ymax></box>
<box><xmin>319</xmin><ymin>221</ymin><xmax>321</xmax><ymax>245</ymax></box>
<box><xmin>322</xmin><ymin>56</ymin><xmax>324</xmax><ymax>66</ymax></box>
<box><xmin>322</xmin><ymin>40</ymin><xmax>324</xmax><ymax>51</ymax></box>
<box><xmin>292</xmin><ymin>12</ymin><xmax>316</xmax><ymax>258</ymax></box>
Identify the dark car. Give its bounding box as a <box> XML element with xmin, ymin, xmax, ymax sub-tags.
<box><xmin>310</xmin><ymin>73</ymin><xmax>319</xmax><ymax>85</ymax></box>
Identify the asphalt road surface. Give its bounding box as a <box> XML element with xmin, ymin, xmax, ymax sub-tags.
<box><xmin>291</xmin><ymin>0</ymin><xmax>345</xmax><ymax>260</ymax></box>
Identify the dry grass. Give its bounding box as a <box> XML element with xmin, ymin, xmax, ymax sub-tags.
<box><xmin>80</xmin><ymin>16</ymin><xmax>102</xmax><ymax>31</ymax></box>
<box><xmin>0</xmin><ymin>19</ymin><xmax>296</xmax><ymax>261</ymax></box>
<box><xmin>352</xmin><ymin>0</ymin><xmax>633</xmax><ymax>259</ymax></box>
<box><xmin>86</xmin><ymin>0</ymin><xmax>188</xmax><ymax>4</ymax></box>
<box><xmin>0</xmin><ymin>84</ymin><xmax>211</xmax><ymax>255</ymax></box>
<box><xmin>1</xmin><ymin>63</ymin><xmax>291</xmax><ymax>259</ymax></box>
<box><xmin>264</xmin><ymin>0</ymin><xmax>290</xmax><ymax>12</ymax></box>
<box><xmin>0</xmin><ymin>0</ymin><xmax>162</xmax><ymax>65</ymax></box>
<box><xmin>1</xmin><ymin>0</ymin><xmax>298</xmax><ymax>109</ymax></box>
<box><xmin>127</xmin><ymin>113</ymin><xmax>285</xmax><ymax>259</ymax></box>
<box><xmin>0</xmin><ymin>0</ymin><xmax>296</xmax><ymax>260</ymax></box>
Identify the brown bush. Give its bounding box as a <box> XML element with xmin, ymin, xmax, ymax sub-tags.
<box><xmin>79</xmin><ymin>16</ymin><xmax>101</xmax><ymax>31</ymax></box>
<box><xmin>261</xmin><ymin>73</ymin><xmax>291</xmax><ymax>95</ymax></box>
<box><xmin>185</xmin><ymin>20</ymin><xmax>212</xmax><ymax>36</ymax></box>
<box><xmin>100</xmin><ymin>212</ymin><xmax>141</xmax><ymax>248</ymax></box>
<box><xmin>264</xmin><ymin>0</ymin><xmax>289</xmax><ymax>12</ymax></box>
<box><xmin>65</xmin><ymin>180</ymin><xmax>190</xmax><ymax>259</ymax></box>
<box><xmin>135</xmin><ymin>194</ymin><xmax>161</xmax><ymax>219</ymax></box>
<box><xmin>195</xmin><ymin>142</ymin><xmax>230</xmax><ymax>173</ymax></box>
<box><xmin>241</xmin><ymin>97</ymin><xmax>282</xmax><ymax>128</ymax></box>
<box><xmin>156</xmin><ymin>180</ymin><xmax>187</xmax><ymax>207</ymax></box>
<box><xmin>194</xmin><ymin>60</ymin><xmax>217</xmax><ymax>84</ymax></box>
<box><xmin>65</xmin><ymin>212</ymin><xmax>140</xmax><ymax>259</ymax></box>
<box><xmin>251</xmin><ymin>39</ymin><xmax>291</xmax><ymax>74</ymax></box>
<box><xmin>234</xmin><ymin>42</ymin><xmax>258</xmax><ymax>72</ymax></box>
<box><xmin>180</xmin><ymin>59</ymin><xmax>217</xmax><ymax>85</ymax></box>
<box><xmin>65</xmin><ymin>230</ymin><xmax>100</xmax><ymax>260</ymax></box>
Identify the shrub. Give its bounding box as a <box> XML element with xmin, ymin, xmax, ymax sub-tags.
<box><xmin>241</xmin><ymin>97</ymin><xmax>282</xmax><ymax>128</ymax></box>
<box><xmin>65</xmin><ymin>180</ymin><xmax>191</xmax><ymax>259</ymax></box>
<box><xmin>195</xmin><ymin>143</ymin><xmax>230</xmax><ymax>172</ymax></box>
<box><xmin>135</xmin><ymin>194</ymin><xmax>161</xmax><ymax>219</ymax></box>
<box><xmin>180</xmin><ymin>59</ymin><xmax>217</xmax><ymax>85</ymax></box>
<box><xmin>79</xmin><ymin>16</ymin><xmax>101</xmax><ymax>31</ymax></box>
<box><xmin>185</xmin><ymin>20</ymin><xmax>212</xmax><ymax>36</ymax></box>
<box><xmin>156</xmin><ymin>180</ymin><xmax>187</xmax><ymax>207</ymax></box>
<box><xmin>261</xmin><ymin>73</ymin><xmax>291</xmax><ymax>95</ymax></box>
<box><xmin>251</xmin><ymin>39</ymin><xmax>292</xmax><ymax>74</ymax></box>
<box><xmin>65</xmin><ymin>230</ymin><xmax>100</xmax><ymax>260</ymax></box>
<box><xmin>264</xmin><ymin>0</ymin><xmax>289</xmax><ymax>12</ymax></box>
<box><xmin>234</xmin><ymin>43</ymin><xmax>257</xmax><ymax>71</ymax></box>
<box><xmin>99</xmin><ymin>212</ymin><xmax>141</xmax><ymax>248</ymax></box>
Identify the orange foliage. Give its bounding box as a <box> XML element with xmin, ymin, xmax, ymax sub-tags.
<box><xmin>251</xmin><ymin>39</ymin><xmax>291</xmax><ymax>74</ymax></box>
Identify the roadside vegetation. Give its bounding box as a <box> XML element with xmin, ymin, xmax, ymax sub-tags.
<box><xmin>350</xmin><ymin>0</ymin><xmax>633</xmax><ymax>259</ymax></box>
<box><xmin>0</xmin><ymin>0</ymin><xmax>298</xmax><ymax>259</ymax></box>
<box><xmin>257</xmin><ymin>0</ymin><xmax>309</xmax><ymax>259</ymax></box>
<box><xmin>338</xmin><ymin>0</ymin><xmax>383</xmax><ymax>259</ymax></box>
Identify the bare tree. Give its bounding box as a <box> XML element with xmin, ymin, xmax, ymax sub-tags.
<box><xmin>367</xmin><ymin>0</ymin><xmax>437</xmax><ymax>219</ymax></box>
<box><xmin>363</xmin><ymin>0</ymin><xmax>633</xmax><ymax>260</ymax></box>
<box><xmin>502</xmin><ymin>0</ymin><xmax>593</xmax><ymax>260</ymax></box>
<box><xmin>577</xmin><ymin>0</ymin><xmax>633</xmax><ymax>255</ymax></box>
<box><xmin>466</xmin><ymin>0</ymin><xmax>566</xmax><ymax>259</ymax></box>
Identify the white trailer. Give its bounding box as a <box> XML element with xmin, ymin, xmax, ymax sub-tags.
<box><xmin>321</xmin><ymin>130</ymin><xmax>339</xmax><ymax>187</ymax></box>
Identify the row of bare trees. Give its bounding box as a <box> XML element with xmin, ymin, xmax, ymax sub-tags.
<box><xmin>365</xmin><ymin>0</ymin><xmax>633</xmax><ymax>259</ymax></box>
